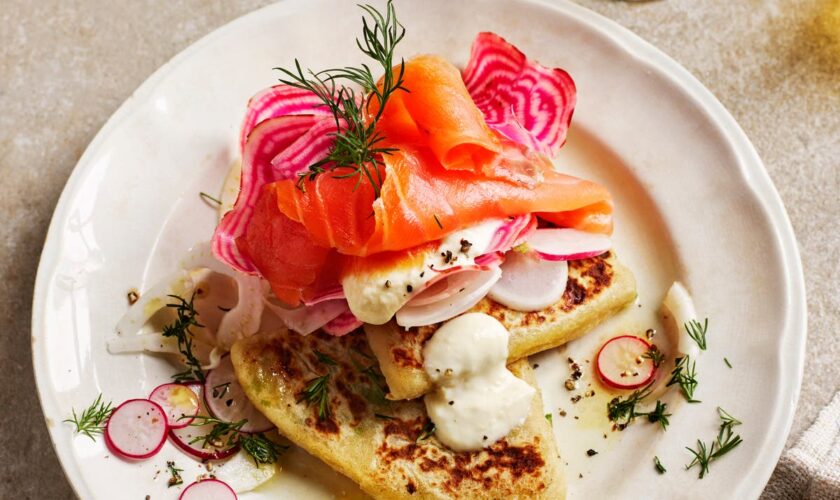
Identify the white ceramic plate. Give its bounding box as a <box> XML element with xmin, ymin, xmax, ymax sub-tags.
<box><xmin>32</xmin><ymin>0</ymin><xmax>806</xmax><ymax>498</ymax></box>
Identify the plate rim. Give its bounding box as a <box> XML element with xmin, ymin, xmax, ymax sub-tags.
<box><xmin>31</xmin><ymin>0</ymin><xmax>807</xmax><ymax>498</ymax></box>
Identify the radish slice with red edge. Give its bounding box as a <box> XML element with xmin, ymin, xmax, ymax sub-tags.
<box><xmin>596</xmin><ymin>335</ymin><xmax>656</xmax><ymax>390</ymax></box>
<box><xmin>488</xmin><ymin>251</ymin><xmax>568</xmax><ymax>311</ymax></box>
<box><xmin>170</xmin><ymin>382</ymin><xmax>239</xmax><ymax>461</ymax></box>
<box><xmin>104</xmin><ymin>399</ymin><xmax>168</xmax><ymax>460</ymax></box>
<box><xmin>396</xmin><ymin>267</ymin><xmax>502</xmax><ymax>328</ymax></box>
<box><xmin>204</xmin><ymin>355</ymin><xmax>274</xmax><ymax>433</ymax></box>
<box><xmin>526</xmin><ymin>228</ymin><xmax>611</xmax><ymax>261</ymax></box>
<box><xmin>180</xmin><ymin>479</ymin><xmax>238</xmax><ymax>500</ymax></box>
<box><xmin>149</xmin><ymin>383</ymin><xmax>201</xmax><ymax>429</ymax></box>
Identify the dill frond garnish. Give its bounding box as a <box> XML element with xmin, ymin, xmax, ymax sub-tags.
<box><xmin>667</xmin><ymin>355</ymin><xmax>700</xmax><ymax>403</ymax></box>
<box><xmin>297</xmin><ymin>374</ymin><xmax>331</xmax><ymax>420</ymax></box>
<box><xmin>685</xmin><ymin>407</ymin><xmax>743</xmax><ymax>478</ymax></box>
<box><xmin>724</xmin><ymin>357</ymin><xmax>733</xmax><ymax>369</ymax></box>
<box><xmin>416</xmin><ymin>421</ymin><xmax>436</xmax><ymax>442</ymax></box>
<box><xmin>685</xmin><ymin>318</ymin><xmax>709</xmax><ymax>350</ymax></box>
<box><xmin>64</xmin><ymin>394</ymin><xmax>114</xmax><ymax>440</ymax></box>
<box><xmin>607</xmin><ymin>382</ymin><xmax>656</xmax><ymax>426</ymax></box>
<box><xmin>274</xmin><ymin>0</ymin><xmax>407</xmax><ymax>196</ymax></box>
<box><xmin>314</xmin><ymin>350</ymin><xmax>337</xmax><ymax>366</ymax></box>
<box><xmin>607</xmin><ymin>382</ymin><xmax>670</xmax><ymax>431</ymax></box>
<box><xmin>199</xmin><ymin>192</ymin><xmax>222</xmax><ymax>206</ymax></box>
<box><xmin>643</xmin><ymin>344</ymin><xmax>665</xmax><ymax>368</ymax></box>
<box><xmin>185</xmin><ymin>415</ymin><xmax>287</xmax><ymax>465</ymax></box>
<box><xmin>654</xmin><ymin>456</ymin><xmax>667</xmax><ymax>474</ymax></box>
<box><xmin>240</xmin><ymin>433</ymin><xmax>289</xmax><ymax>465</ymax></box>
<box><xmin>166</xmin><ymin>461</ymin><xmax>183</xmax><ymax>487</ymax></box>
<box><xmin>162</xmin><ymin>294</ymin><xmax>205</xmax><ymax>383</ymax></box>
<box><xmin>641</xmin><ymin>400</ymin><xmax>672</xmax><ymax>431</ymax></box>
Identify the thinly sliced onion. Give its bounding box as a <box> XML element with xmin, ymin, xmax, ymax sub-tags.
<box><xmin>264</xmin><ymin>299</ymin><xmax>348</xmax><ymax>335</ymax></box>
<box><xmin>185</xmin><ymin>243</ymin><xmax>267</xmax><ymax>349</ymax></box>
<box><xmin>212</xmin><ymin>448</ymin><xmax>277</xmax><ymax>493</ymax></box>
<box><xmin>322</xmin><ymin>310</ymin><xmax>363</xmax><ymax>336</ymax></box>
<box><xmin>462</xmin><ymin>32</ymin><xmax>576</xmax><ymax>156</ymax></box>
<box><xmin>488</xmin><ymin>251</ymin><xmax>568</xmax><ymax>311</ymax></box>
<box><xmin>526</xmin><ymin>228</ymin><xmax>611</xmax><ymax>261</ymax></box>
<box><xmin>114</xmin><ymin>270</ymin><xmax>193</xmax><ymax>337</ymax></box>
<box><xmin>662</xmin><ymin>282</ymin><xmax>700</xmax><ymax>359</ymax></box>
<box><xmin>204</xmin><ymin>355</ymin><xmax>274</xmax><ymax>433</ymax></box>
<box><xmin>396</xmin><ymin>267</ymin><xmax>502</xmax><ymax>328</ymax></box>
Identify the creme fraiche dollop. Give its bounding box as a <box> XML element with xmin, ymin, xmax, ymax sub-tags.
<box><xmin>422</xmin><ymin>312</ymin><xmax>535</xmax><ymax>451</ymax></box>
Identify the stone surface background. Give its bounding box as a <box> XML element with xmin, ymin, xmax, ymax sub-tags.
<box><xmin>1</xmin><ymin>0</ymin><xmax>837</xmax><ymax>497</ymax></box>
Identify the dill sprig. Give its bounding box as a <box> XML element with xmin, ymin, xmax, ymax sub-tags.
<box><xmin>642</xmin><ymin>344</ymin><xmax>665</xmax><ymax>368</ymax></box>
<box><xmin>275</xmin><ymin>0</ymin><xmax>407</xmax><ymax>196</ymax></box>
<box><xmin>667</xmin><ymin>356</ymin><xmax>700</xmax><ymax>403</ymax></box>
<box><xmin>654</xmin><ymin>456</ymin><xmax>667</xmax><ymax>474</ymax></box>
<box><xmin>240</xmin><ymin>433</ymin><xmax>290</xmax><ymax>465</ymax></box>
<box><xmin>186</xmin><ymin>415</ymin><xmax>287</xmax><ymax>465</ymax></box>
<box><xmin>640</xmin><ymin>400</ymin><xmax>672</xmax><ymax>431</ymax></box>
<box><xmin>298</xmin><ymin>374</ymin><xmax>331</xmax><ymax>420</ymax></box>
<box><xmin>166</xmin><ymin>461</ymin><xmax>183</xmax><ymax>487</ymax></box>
<box><xmin>416</xmin><ymin>421</ymin><xmax>436</xmax><ymax>442</ymax></box>
<box><xmin>314</xmin><ymin>350</ymin><xmax>337</xmax><ymax>366</ymax></box>
<box><xmin>188</xmin><ymin>415</ymin><xmax>244</xmax><ymax>449</ymax></box>
<box><xmin>685</xmin><ymin>318</ymin><xmax>709</xmax><ymax>350</ymax></box>
<box><xmin>607</xmin><ymin>382</ymin><xmax>670</xmax><ymax>431</ymax></box>
<box><xmin>162</xmin><ymin>294</ymin><xmax>205</xmax><ymax>383</ymax></box>
<box><xmin>64</xmin><ymin>394</ymin><xmax>114</xmax><ymax>440</ymax></box>
<box><xmin>607</xmin><ymin>382</ymin><xmax>656</xmax><ymax>426</ymax></box>
<box><xmin>685</xmin><ymin>407</ymin><xmax>743</xmax><ymax>478</ymax></box>
<box><xmin>199</xmin><ymin>191</ymin><xmax>222</xmax><ymax>206</ymax></box>
<box><xmin>724</xmin><ymin>357</ymin><xmax>733</xmax><ymax>369</ymax></box>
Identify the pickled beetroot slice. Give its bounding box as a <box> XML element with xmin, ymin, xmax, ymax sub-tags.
<box><xmin>105</xmin><ymin>399</ymin><xmax>168</xmax><ymax>460</ymax></box>
<box><xmin>204</xmin><ymin>356</ymin><xmax>274</xmax><ymax>433</ymax></box>
<box><xmin>149</xmin><ymin>383</ymin><xmax>200</xmax><ymax>429</ymax></box>
<box><xmin>169</xmin><ymin>383</ymin><xmax>239</xmax><ymax>461</ymax></box>
<box><xmin>180</xmin><ymin>479</ymin><xmax>238</xmax><ymax>500</ymax></box>
<box><xmin>596</xmin><ymin>336</ymin><xmax>656</xmax><ymax>390</ymax></box>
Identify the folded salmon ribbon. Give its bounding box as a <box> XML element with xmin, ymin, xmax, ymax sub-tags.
<box><xmin>213</xmin><ymin>33</ymin><xmax>613</xmax><ymax>307</ymax></box>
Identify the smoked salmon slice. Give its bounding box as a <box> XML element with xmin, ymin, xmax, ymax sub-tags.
<box><xmin>214</xmin><ymin>32</ymin><xmax>613</xmax><ymax>306</ymax></box>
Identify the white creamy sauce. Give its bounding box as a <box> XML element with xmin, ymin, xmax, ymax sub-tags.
<box><xmin>342</xmin><ymin>219</ymin><xmax>505</xmax><ymax>325</ymax></box>
<box><xmin>422</xmin><ymin>313</ymin><xmax>535</xmax><ymax>452</ymax></box>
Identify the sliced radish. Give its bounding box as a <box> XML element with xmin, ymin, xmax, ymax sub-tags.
<box><xmin>170</xmin><ymin>383</ymin><xmax>239</xmax><ymax>461</ymax></box>
<box><xmin>204</xmin><ymin>355</ymin><xmax>274</xmax><ymax>433</ymax></box>
<box><xmin>396</xmin><ymin>267</ymin><xmax>502</xmax><ymax>328</ymax></box>
<box><xmin>526</xmin><ymin>228</ymin><xmax>611</xmax><ymax>261</ymax></box>
<box><xmin>104</xmin><ymin>399</ymin><xmax>168</xmax><ymax>460</ymax></box>
<box><xmin>488</xmin><ymin>251</ymin><xmax>568</xmax><ymax>311</ymax></box>
<box><xmin>596</xmin><ymin>335</ymin><xmax>656</xmax><ymax>390</ymax></box>
<box><xmin>180</xmin><ymin>479</ymin><xmax>238</xmax><ymax>500</ymax></box>
<box><xmin>149</xmin><ymin>383</ymin><xmax>201</xmax><ymax>429</ymax></box>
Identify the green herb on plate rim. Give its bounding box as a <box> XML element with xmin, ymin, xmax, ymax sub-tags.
<box><xmin>64</xmin><ymin>393</ymin><xmax>114</xmax><ymax>441</ymax></box>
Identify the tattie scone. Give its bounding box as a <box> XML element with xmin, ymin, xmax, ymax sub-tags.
<box><xmin>231</xmin><ymin>329</ymin><xmax>565</xmax><ymax>500</ymax></box>
<box><xmin>366</xmin><ymin>252</ymin><xmax>636</xmax><ymax>400</ymax></box>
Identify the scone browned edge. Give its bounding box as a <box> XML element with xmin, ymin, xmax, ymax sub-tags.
<box><xmin>231</xmin><ymin>329</ymin><xmax>564</xmax><ymax>499</ymax></box>
<box><xmin>367</xmin><ymin>251</ymin><xmax>637</xmax><ymax>400</ymax></box>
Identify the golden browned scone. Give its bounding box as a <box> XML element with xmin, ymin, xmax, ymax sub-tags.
<box><xmin>366</xmin><ymin>252</ymin><xmax>636</xmax><ymax>400</ymax></box>
<box><xmin>231</xmin><ymin>329</ymin><xmax>564</xmax><ymax>500</ymax></box>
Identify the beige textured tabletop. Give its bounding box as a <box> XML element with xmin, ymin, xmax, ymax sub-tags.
<box><xmin>1</xmin><ymin>0</ymin><xmax>837</xmax><ymax>498</ymax></box>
